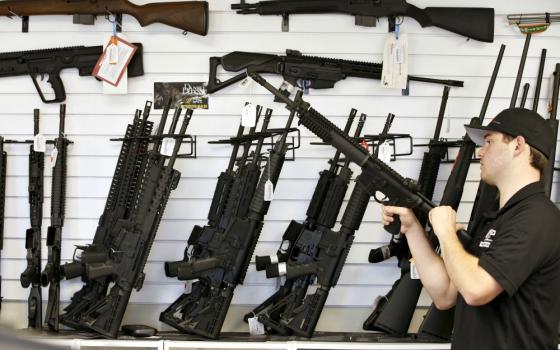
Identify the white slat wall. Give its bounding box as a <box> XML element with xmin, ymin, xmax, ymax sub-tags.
<box><xmin>0</xmin><ymin>0</ymin><xmax>559</xmax><ymax>333</ymax></box>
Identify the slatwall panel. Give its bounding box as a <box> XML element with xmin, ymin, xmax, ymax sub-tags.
<box><xmin>0</xmin><ymin>0</ymin><xmax>559</xmax><ymax>332</ymax></box>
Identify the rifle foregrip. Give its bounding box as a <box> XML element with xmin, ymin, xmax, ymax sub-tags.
<box><xmin>424</xmin><ymin>7</ymin><xmax>494</xmax><ymax>43</ymax></box>
<box><xmin>417</xmin><ymin>152</ymin><xmax>443</xmax><ymax>200</ymax></box>
<box><xmin>62</xmin><ymin>262</ymin><xmax>85</xmax><ymax>280</ymax></box>
<box><xmin>317</xmin><ymin>168</ymin><xmax>351</xmax><ymax>228</ymax></box>
<box><xmin>340</xmin><ymin>177</ymin><xmax>370</xmax><ymax>231</ymax></box>
<box><xmin>249</xmin><ymin>151</ymin><xmax>286</xmax><ymax>215</ymax></box>
<box><xmin>208</xmin><ymin>172</ymin><xmax>234</xmax><ymax>223</ymax></box>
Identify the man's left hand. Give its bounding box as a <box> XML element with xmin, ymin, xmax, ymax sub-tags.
<box><xmin>429</xmin><ymin>206</ymin><xmax>464</xmax><ymax>239</ymax></box>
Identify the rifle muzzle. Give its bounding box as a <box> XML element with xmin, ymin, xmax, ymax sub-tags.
<box><xmin>20</xmin><ymin>269</ymin><xmax>33</xmax><ymax>288</ymax></box>
<box><xmin>255</xmin><ymin>255</ymin><xmax>273</xmax><ymax>271</ymax></box>
<box><xmin>62</xmin><ymin>262</ymin><xmax>85</xmax><ymax>280</ymax></box>
<box><xmin>40</xmin><ymin>265</ymin><xmax>53</xmax><ymax>287</ymax></box>
<box><xmin>176</xmin><ymin>257</ymin><xmax>221</xmax><ymax>280</ymax></box>
<box><xmin>164</xmin><ymin>260</ymin><xmax>182</xmax><ymax>278</ymax></box>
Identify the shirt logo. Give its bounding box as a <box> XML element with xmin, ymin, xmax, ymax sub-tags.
<box><xmin>479</xmin><ymin>229</ymin><xmax>496</xmax><ymax>248</ymax></box>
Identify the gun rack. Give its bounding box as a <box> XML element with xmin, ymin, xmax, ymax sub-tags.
<box><xmin>209</xmin><ymin>127</ymin><xmax>301</xmax><ymax>161</ymax></box>
<box><xmin>110</xmin><ymin>134</ymin><xmax>198</xmax><ymax>159</ymax></box>
<box><xmin>311</xmin><ymin>133</ymin><xmax>412</xmax><ymax>162</ymax></box>
<box><xmin>414</xmin><ymin>139</ymin><xmax>481</xmax><ymax>163</ymax></box>
<box><xmin>3</xmin><ymin>139</ymin><xmax>74</xmax><ymax>146</ymax></box>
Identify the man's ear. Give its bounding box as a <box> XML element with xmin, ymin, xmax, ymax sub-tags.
<box><xmin>514</xmin><ymin>136</ymin><xmax>528</xmax><ymax>154</ymax></box>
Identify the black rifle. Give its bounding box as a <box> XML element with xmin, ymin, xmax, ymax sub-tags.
<box><xmin>417</xmin><ymin>36</ymin><xmax>535</xmax><ymax>341</ymax></box>
<box><xmin>207</xmin><ymin>50</ymin><xmax>464</xmax><ymax>95</ymax></box>
<box><xmin>60</xmin><ymin>102</ymin><xmax>158</xmax><ymax>331</ymax></box>
<box><xmin>161</xmin><ymin>100</ymin><xmax>299</xmax><ymax>339</ymax></box>
<box><xmin>246</xmin><ymin>109</ymin><xmax>370</xmax><ymax>335</ymax></box>
<box><xmin>20</xmin><ymin>109</ymin><xmax>45</xmax><ymax>329</ymax></box>
<box><xmin>543</xmin><ymin>63</ymin><xmax>560</xmax><ymax>196</ymax></box>
<box><xmin>62</xmin><ymin>103</ymin><xmax>193</xmax><ymax>338</ymax></box>
<box><xmin>232</xmin><ymin>0</ymin><xmax>494</xmax><ymax>42</ymax></box>
<box><xmin>0</xmin><ymin>44</ymin><xmax>144</xmax><ymax>103</ymax></box>
<box><xmin>249</xmin><ymin>72</ymin><xmax>440</xmax><ymax>337</ymax></box>
<box><xmin>0</xmin><ymin>137</ymin><xmax>5</xmax><ymax>309</ymax></box>
<box><xmin>363</xmin><ymin>86</ymin><xmax>452</xmax><ymax>336</ymax></box>
<box><xmin>41</xmin><ymin>104</ymin><xmax>69</xmax><ymax>331</ymax></box>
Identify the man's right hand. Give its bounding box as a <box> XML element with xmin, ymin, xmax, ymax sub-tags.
<box><xmin>381</xmin><ymin>205</ymin><xmax>423</xmax><ymax>235</ymax></box>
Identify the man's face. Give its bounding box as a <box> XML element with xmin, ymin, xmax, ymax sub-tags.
<box><xmin>477</xmin><ymin>131</ymin><xmax>514</xmax><ymax>185</ymax></box>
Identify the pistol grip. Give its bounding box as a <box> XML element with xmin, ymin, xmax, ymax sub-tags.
<box><xmin>30</xmin><ymin>71</ymin><xmax>66</xmax><ymax>103</ymax></box>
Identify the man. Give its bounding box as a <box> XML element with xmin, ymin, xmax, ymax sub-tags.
<box><xmin>382</xmin><ymin>107</ymin><xmax>560</xmax><ymax>349</ymax></box>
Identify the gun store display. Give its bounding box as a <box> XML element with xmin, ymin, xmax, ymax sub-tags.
<box><xmin>1</xmin><ymin>1</ymin><xmax>560</xmax><ymax>348</ymax></box>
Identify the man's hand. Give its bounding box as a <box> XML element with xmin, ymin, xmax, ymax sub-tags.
<box><xmin>429</xmin><ymin>206</ymin><xmax>464</xmax><ymax>240</ymax></box>
<box><xmin>381</xmin><ymin>206</ymin><xmax>422</xmax><ymax>235</ymax></box>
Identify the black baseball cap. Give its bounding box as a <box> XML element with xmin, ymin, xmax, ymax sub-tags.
<box><xmin>464</xmin><ymin>107</ymin><xmax>554</xmax><ymax>159</ymax></box>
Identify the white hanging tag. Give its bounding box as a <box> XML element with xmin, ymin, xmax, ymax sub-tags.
<box><xmin>239</xmin><ymin>76</ymin><xmax>254</xmax><ymax>89</ymax></box>
<box><xmin>410</xmin><ymin>259</ymin><xmax>420</xmax><ymax>280</ymax></box>
<box><xmin>161</xmin><ymin>138</ymin><xmax>176</xmax><ymax>157</ymax></box>
<box><xmin>33</xmin><ymin>134</ymin><xmax>46</xmax><ymax>153</ymax></box>
<box><xmin>108</xmin><ymin>36</ymin><xmax>119</xmax><ymax>65</ymax></box>
<box><xmin>381</xmin><ymin>28</ymin><xmax>408</xmax><ymax>90</ymax></box>
<box><xmin>50</xmin><ymin>147</ymin><xmax>58</xmax><ymax>167</ymax></box>
<box><xmin>248</xmin><ymin>317</ymin><xmax>266</xmax><ymax>336</ymax></box>
<box><xmin>241</xmin><ymin>103</ymin><xmax>257</xmax><ymax>127</ymax></box>
<box><xmin>378</xmin><ymin>141</ymin><xmax>393</xmax><ymax>163</ymax></box>
<box><xmin>183</xmin><ymin>281</ymin><xmax>192</xmax><ymax>294</ymax></box>
<box><xmin>264</xmin><ymin>180</ymin><xmax>274</xmax><ymax>201</ymax></box>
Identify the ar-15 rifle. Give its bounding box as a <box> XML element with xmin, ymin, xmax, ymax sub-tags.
<box><xmin>207</xmin><ymin>50</ymin><xmax>464</xmax><ymax>95</ymax></box>
<box><xmin>41</xmin><ymin>105</ymin><xmax>69</xmax><ymax>331</ymax></box>
<box><xmin>62</xmin><ymin>103</ymin><xmax>193</xmax><ymax>338</ymax></box>
<box><xmin>61</xmin><ymin>102</ymin><xmax>159</xmax><ymax>331</ymax></box>
<box><xmin>0</xmin><ymin>0</ymin><xmax>208</xmax><ymax>35</ymax></box>
<box><xmin>363</xmin><ymin>85</ymin><xmax>453</xmax><ymax>336</ymax></box>
<box><xmin>245</xmin><ymin>109</ymin><xmax>370</xmax><ymax>335</ymax></box>
<box><xmin>232</xmin><ymin>0</ymin><xmax>494</xmax><ymax>42</ymax></box>
<box><xmin>0</xmin><ymin>44</ymin><xmax>144</xmax><ymax>103</ymax></box>
<box><xmin>20</xmin><ymin>110</ymin><xmax>45</xmax><ymax>329</ymax></box>
<box><xmin>0</xmin><ymin>137</ymin><xmax>5</xmax><ymax>309</ymax></box>
<box><xmin>161</xmin><ymin>99</ymin><xmax>300</xmax><ymax>339</ymax></box>
<box><xmin>248</xmin><ymin>72</ymin><xmax>442</xmax><ymax>337</ymax></box>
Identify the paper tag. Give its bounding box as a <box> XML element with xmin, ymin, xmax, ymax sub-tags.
<box><xmin>239</xmin><ymin>76</ymin><xmax>254</xmax><ymax>89</ymax></box>
<box><xmin>410</xmin><ymin>259</ymin><xmax>420</xmax><ymax>280</ymax></box>
<box><xmin>33</xmin><ymin>134</ymin><xmax>46</xmax><ymax>153</ymax></box>
<box><xmin>161</xmin><ymin>138</ymin><xmax>176</xmax><ymax>157</ymax></box>
<box><xmin>93</xmin><ymin>36</ymin><xmax>137</xmax><ymax>87</ymax></box>
<box><xmin>108</xmin><ymin>37</ymin><xmax>119</xmax><ymax>65</ymax></box>
<box><xmin>264</xmin><ymin>179</ymin><xmax>274</xmax><ymax>201</ymax></box>
<box><xmin>50</xmin><ymin>147</ymin><xmax>58</xmax><ymax>167</ymax></box>
<box><xmin>381</xmin><ymin>32</ymin><xmax>408</xmax><ymax>89</ymax></box>
<box><xmin>248</xmin><ymin>317</ymin><xmax>266</xmax><ymax>336</ymax></box>
<box><xmin>241</xmin><ymin>103</ymin><xmax>257</xmax><ymax>127</ymax></box>
<box><xmin>183</xmin><ymin>281</ymin><xmax>192</xmax><ymax>294</ymax></box>
<box><xmin>378</xmin><ymin>142</ymin><xmax>392</xmax><ymax>163</ymax></box>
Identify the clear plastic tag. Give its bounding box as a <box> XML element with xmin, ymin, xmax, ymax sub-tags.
<box><xmin>50</xmin><ymin>147</ymin><xmax>58</xmax><ymax>167</ymax></box>
<box><xmin>378</xmin><ymin>142</ymin><xmax>392</xmax><ymax>163</ymax></box>
<box><xmin>242</xmin><ymin>103</ymin><xmax>257</xmax><ymax>127</ymax></box>
<box><xmin>264</xmin><ymin>179</ymin><xmax>274</xmax><ymax>201</ymax></box>
<box><xmin>410</xmin><ymin>259</ymin><xmax>420</xmax><ymax>280</ymax></box>
<box><xmin>248</xmin><ymin>317</ymin><xmax>266</xmax><ymax>335</ymax></box>
<box><xmin>381</xmin><ymin>31</ymin><xmax>408</xmax><ymax>89</ymax></box>
<box><xmin>239</xmin><ymin>76</ymin><xmax>254</xmax><ymax>89</ymax></box>
<box><xmin>161</xmin><ymin>138</ymin><xmax>176</xmax><ymax>157</ymax></box>
<box><xmin>33</xmin><ymin>134</ymin><xmax>46</xmax><ymax>153</ymax></box>
<box><xmin>108</xmin><ymin>37</ymin><xmax>119</xmax><ymax>65</ymax></box>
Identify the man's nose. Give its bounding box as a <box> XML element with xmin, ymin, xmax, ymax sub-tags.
<box><xmin>477</xmin><ymin>147</ymin><xmax>484</xmax><ymax>158</ymax></box>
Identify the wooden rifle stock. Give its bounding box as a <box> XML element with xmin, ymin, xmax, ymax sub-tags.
<box><xmin>0</xmin><ymin>0</ymin><xmax>209</xmax><ymax>35</ymax></box>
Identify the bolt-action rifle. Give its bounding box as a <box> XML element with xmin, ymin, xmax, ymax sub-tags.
<box><xmin>245</xmin><ymin>109</ymin><xmax>370</xmax><ymax>335</ymax></box>
<box><xmin>0</xmin><ymin>44</ymin><xmax>144</xmax><ymax>103</ymax></box>
<box><xmin>0</xmin><ymin>0</ymin><xmax>208</xmax><ymax>35</ymax></box>
<box><xmin>0</xmin><ymin>137</ymin><xmax>6</xmax><ymax>309</ymax></box>
<box><xmin>20</xmin><ymin>109</ymin><xmax>45</xmax><ymax>329</ymax></box>
<box><xmin>161</xmin><ymin>99</ymin><xmax>300</xmax><ymax>339</ymax></box>
<box><xmin>208</xmin><ymin>49</ymin><xmax>464</xmax><ymax>95</ymax></box>
<box><xmin>248</xmin><ymin>72</ymin><xmax>443</xmax><ymax>337</ymax></box>
<box><xmin>41</xmin><ymin>104</ymin><xmax>69</xmax><ymax>332</ymax></box>
<box><xmin>232</xmin><ymin>0</ymin><xmax>494</xmax><ymax>42</ymax></box>
<box><xmin>62</xmin><ymin>101</ymin><xmax>193</xmax><ymax>338</ymax></box>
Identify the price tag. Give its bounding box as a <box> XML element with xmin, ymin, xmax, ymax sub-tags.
<box><xmin>241</xmin><ymin>103</ymin><xmax>257</xmax><ymax>127</ymax></box>
<box><xmin>33</xmin><ymin>134</ymin><xmax>46</xmax><ymax>153</ymax></box>
<box><xmin>50</xmin><ymin>147</ymin><xmax>58</xmax><ymax>167</ymax></box>
<box><xmin>248</xmin><ymin>317</ymin><xmax>266</xmax><ymax>336</ymax></box>
<box><xmin>183</xmin><ymin>281</ymin><xmax>192</xmax><ymax>294</ymax></box>
<box><xmin>410</xmin><ymin>259</ymin><xmax>420</xmax><ymax>280</ymax></box>
<box><xmin>161</xmin><ymin>138</ymin><xmax>176</xmax><ymax>157</ymax></box>
<box><xmin>381</xmin><ymin>29</ymin><xmax>408</xmax><ymax>90</ymax></box>
<box><xmin>239</xmin><ymin>76</ymin><xmax>254</xmax><ymax>89</ymax></box>
<box><xmin>264</xmin><ymin>179</ymin><xmax>274</xmax><ymax>201</ymax></box>
<box><xmin>378</xmin><ymin>142</ymin><xmax>392</xmax><ymax>163</ymax></box>
<box><xmin>93</xmin><ymin>36</ymin><xmax>138</xmax><ymax>87</ymax></box>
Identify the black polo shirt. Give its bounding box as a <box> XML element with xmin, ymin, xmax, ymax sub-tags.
<box><xmin>452</xmin><ymin>181</ymin><xmax>560</xmax><ymax>350</ymax></box>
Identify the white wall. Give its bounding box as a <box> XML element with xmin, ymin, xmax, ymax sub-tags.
<box><xmin>0</xmin><ymin>0</ymin><xmax>559</xmax><ymax>333</ymax></box>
